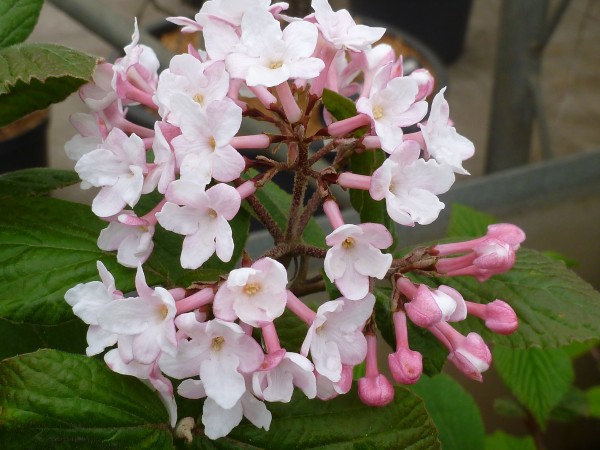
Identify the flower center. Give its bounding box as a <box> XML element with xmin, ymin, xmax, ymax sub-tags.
<box><xmin>342</xmin><ymin>237</ymin><xmax>355</xmax><ymax>249</ymax></box>
<box><xmin>209</xmin><ymin>136</ymin><xmax>216</xmax><ymax>150</ymax></box>
<box><xmin>373</xmin><ymin>105</ymin><xmax>384</xmax><ymax>120</ymax></box>
<box><xmin>208</xmin><ymin>208</ymin><xmax>218</xmax><ymax>219</ymax></box>
<box><xmin>269</xmin><ymin>60</ymin><xmax>283</xmax><ymax>70</ymax></box>
<box><xmin>138</xmin><ymin>225</ymin><xmax>149</xmax><ymax>233</ymax></box>
<box><xmin>211</xmin><ymin>336</ymin><xmax>225</xmax><ymax>351</ymax></box>
<box><xmin>243</xmin><ymin>282</ymin><xmax>262</xmax><ymax>296</ymax></box>
<box><xmin>159</xmin><ymin>304</ymin><xmax>169</xmax><ymax>319</ymax></box>
<box><xmin>193</xmin><ymin>93</ymin><xmax>204</xmax><ymax>105</ymax></box>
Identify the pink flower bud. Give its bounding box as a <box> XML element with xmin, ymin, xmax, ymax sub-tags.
<box><xmin>405</xmin><ymin>284</ymin><xmax>467</xmax><ymax>328</ymax></box>
<box><xmin>388</xmin><ymin>348</ymin><xmax>423</xmax><ymax>384</ymax></box>
<box><xmin>448</xmin><ymin>332</ymin><xmax>492</xmax><ymax>382</ymax></box>
<box><xmin>467</xmin><ymin>300</ymin><xmax>518</xmax><ymax>335</ymax></box>
<box><xmin>358</xmin><ymin>374</ymin><xmax>395</xmax><ymax>406</ymax></box>
<box><xmin>409</xmin><ymin>68</ymin><xmax>435</xmax><ymax>101</ymax></box>
<box><xmin>473</xmin><ymin>238</ymin><xmax>515</xmax><ymax>272</ymax></box>
<box><xmin>486</xmin><ymin>223</ymin><xmax>526</xmax><ymax>250</ymax></box>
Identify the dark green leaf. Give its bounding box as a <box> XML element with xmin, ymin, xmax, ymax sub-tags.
<box><xmin>0</xmin><ymin>0</ymin><xmax>44</xmax><ymax>49</ymax></box>
<box><xmin>0</xmin><ymin>197</ymin><xmax>136</xmax><ymax>325</ymax></box>
<box><xmin>244</xmin><ymin>169</ymin><xmax>326</xmax><ymax>248</ymax></box>
<box><xmin>322</xmin><ymin>88</ymin><xmax>357</xmax><ymax>121</ymax></box>
<box><xmin>0</xmin><ymin>317</ymin><xmax>87</xmax><ymax>360</ymax></box>
<box><xmin>586</xmin><ymin>386</ymin><xmax>600</xmax><ymax>419</ymax></box>
<box><xmin>484</xmin><ymin>431</ymin><xmax>536</xmax><ymax>450</ymax></box>
<box><xmin>0</xmin><ymin>350</ymin><xmax>173</xmax><ymax>449</ymax></box>
<box><xmin>374</xmin><ymin>287</ymin><xmax>447</xmax><ymax>376</ymax></box>
<box><xmin>446</xmin><ymin>203</ymin><xmax>496</xmax><ymax>238</ymax></box>
<box><xmin>493</xmin><ymin>346</ymin><xmax>574</xmax><ymax>427</ymax></box>
<box><xmin>190</xmin><ymin>387</ymin><xmax>440</xmax><ymax>449</ymax></box>
<box><xmin>541</xmin><ymin>250</ymin><xmax>578</xmax><ymax>268</ymax></box>
<box><xmin>549</xmin><ymin>387</ymin><xmax>589</xmax><ymax>422</ymax></box>
<box><xmin>411</xmin><ymin>374</ymin><xmax>485</xmax><ymax>450</ymax></box>
<box><xmin>414</xmin><ymin>249</ymin><xmax>600</xmax><ymax>348</ymax></box>
<box><xmin>0</xmin><ymin>43</ymin><xmax>99</xmax><ymax>126</ymax></box>
<box><xmin>493</xmin><ymin>397</ymin><xmax>526</xmax><ymax>419</ymax></box>
<box><xmin>0</xmin><ymin>168</ymin><xmax>79</xmax><ymax>199</ymax></box>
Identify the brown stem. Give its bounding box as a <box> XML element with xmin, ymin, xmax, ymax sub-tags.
<box><xmin>524</xmin><ymin>410</ymin><xmax>546</xmax><ymax>450</ymax></box>
<box><xmin>297</xmin><ymin>189</ymin><xmax>324</xmax><ymax>234</ymax></box>
<box><xmin>291</xmin><ymin>278</ymin><xmax>326</xmax><ymax>297</ymax></box>
<box><xmin>244</xmin><ymin>194</ymin><xmax>284</xmax><ymax>243</ymax></box>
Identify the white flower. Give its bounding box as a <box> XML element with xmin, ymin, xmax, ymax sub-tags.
<box><xmin>156</xmin><ymin>180</ymin><xmax>241</xmax><ymax>269</ymax></box>
<box><xmin>252</xmin><ymin>349</ymin><xmax>317</xmax><ymax>402</ymax></box>
<box><xmin>64</xmin><ymin>261</ymin><xmax>121</xmax><ymax>356</ymax></box>
<box><xmin>213</xmin><ymin>257</ymin><xmax>288</xmax><ymax>327</ymax></box>
<box><xmin>154</xmin><ymin>56</ymin><xmax>229</xmax><ymax>125</ymax></box>
<box><xmin>311</xmin><ymin>0</ymin><xmax>385</xmax><ymax>51</ymax></box>
<box><xmin>226</xmin><ymin>8</ymin><xmax>324</xmax><ymax>87</ymax></box>
<box><xmin>65</xmin><ymin>112</ymin><xmax>103</xmax><ymax>162</ymax></box>
<box><xmin>420</xmin><ymin>87</ymin><xmax>474</xmax><ymax>175</ymax></box>
<box><xmin>74</xmin><ymin>128</ymin><xmax>148</xmax><ymax>218</ymax></box>
<box><xmin>324</xmin><ymin>223</ymin><xmax>392</xmax><ymax>301</ymax></box>
<box><xmin>97</xmin><ymin>211</ymin><xmax>154</xmax><ymax>268</ymax></box>
<box><xmin>97</xmin><ymin>265</ymin><xmax>177</xmax><ymax>365</ymax></box>
<box><xmin>356</xmin><ymin>67</ymin><xmax>428</xmax><ymax>152</ymax></box>
<box><xmin>301</xmin><ymin>294</ymin><xmax>375</xmax><ymax>382</ymax></box>
<box><xmin>160</xmin><ymin>316</ymin><xmax>264</xmax><ymax>410</ymax></box>
<box><xmin>171</xmin><ymin>95</ymin><xmax>245</xmax><ymax>183</ymax></box>
<box><xmin>370</xmin><ymin>140</ymin><xmax>455</xmax><ymax>226</ymax></box>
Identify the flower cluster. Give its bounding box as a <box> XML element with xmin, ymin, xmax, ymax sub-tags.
<box><xmin>64</xmin><ymin>0</ymin><xmax>524</xmax><ymax>440</ymax></box>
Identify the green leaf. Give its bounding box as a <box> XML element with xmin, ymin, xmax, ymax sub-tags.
<box><xmin>586</xmin><ymin>386</ymin><xmax>600</xmax><ymax>419</ymax></box>
<box><xmin>411</xmin><ymin>374</ymin><xmax>485</xmax><ymax>450</ymax></box>
<box><xmin>273</xmin><ymin>307</ymin><xmax>310</xmax><ymax>351</ymax></box>
<box><xmin>0</xmin><ymin>350</ymin><xmax>173</xmax><ymax>449</ymax></box>
<box><xmin>493</xmin><ymin>346</ymin><xmax>574</xmax><ymax>427</ymax></box>
<box><xmin>542</xmin><ymin>250</ymin><xmax>578</xmax><ymax>268</ymax></box>
<box><xmin>322</xmin><ymin>88</ymin><xmax>357</xmax><ymax>120</ymax></box>
<box><xmin>485</xmin><ymin>431</ymin><xmax>536</xmax><ymax>450</ymax></box>
<box><xmin>549</xmin><ymin>388</ymin><xmax>589</xmax><ymax>422</ymax></box>
<box><xmin>446</xmin><ymin>203</ymin><xmax>496</xmax><ymax>238</ymax></box>
<box><xmin>414</xmin><ymin>249</ymin><xmax>600</xmax><ymax>348</ymax></box>
<box><xmin>374</xmin><ymin>287</ymin><xmax>447</xmax><ymax>376</ymax></box>
<box><xmin>0</xmin><ymin>168</ymin><xmax>79</xmax><ymax>199</ymax></box>
<box><xmin>0</xmin><ymin>0</ymin><xmax>44</xmax><ymax>49</ymax></box>
<box><xmin>493</xmin><ymin>397</ymin><xmax>526</xmax><ymax>419</ymax></box>
<box><xmin>0</xmin><ymin>197</ymin><xmax>136</xmax><ymax>325</ymax></box>
<box><xmin>0</xmin><ymin>43</ymin><xmax>99</xmax><ymax>126</ymax></box>
<box><xmin>349</xmin><ymin>149</ymin><xmax>398</xmax><ymax>250</ymax></box>
<box><xmin>245</xmin><ymin>170</ymin><xmax>326</xmax><ymax>248</ymax></box>
<box><xmin>0</xmin><ymin>317</ymin><xmax>87</xmax><ymax>360</ymax></box>
<box><xmin>190</xmin><ymin>387</ymin><xmax>440</xmax><ymax>449</ymax></box>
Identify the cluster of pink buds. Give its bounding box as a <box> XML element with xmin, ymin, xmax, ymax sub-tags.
<box><xmin>64</xmin><ymin>0</ymin><xmax>524</xmax><ymax>440</ymax></box>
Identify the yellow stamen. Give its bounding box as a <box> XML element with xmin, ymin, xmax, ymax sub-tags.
<box><xmin>342</xmin><ymin>237</ymin><xmax>355</xmax><ymax>249</ymax></box>
<box><xmin>269</xmin><ymin>61</ymin><xmax>283</xmax><ymax>70</ymax></box>
<box><xmin>209</xmin><ymin>136</ymin><xmax>216</xmax><ymax>150</ymax></box>
<box><xmin>159</xmin><ymin>304</ymin><xmax>169</xmax><ymax>319</ymax></box>
<box><xmin>208</xmin><ymin>208</ymin><xmax>218</xmax><ymax>219</ymax></box>
<box><xmin>193</xmin><ymin>93</ymin><xmax>205</xmax><ymax>105</ymax></box>
<box><xmin>243</xmin><ymin>282</ymin><xmax>261</xmax><ymax>296</ymax></box>
<box><xmin>373</xmin><ymin>105</ymin><xmax>384</xmax><ymax>120</ymax></box>
<box><xmin>211</xmin><ymin>336</ymin><xmax>225</xmax><ymax>351</ymax></box>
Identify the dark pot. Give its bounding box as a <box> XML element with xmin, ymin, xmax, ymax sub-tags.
<box><xmin>0</xmin><ymin>110</ymin><xmax>49</xmax><ymax>174</ymax></box>
<box><xmin>349</xmin><ymin>0</ymin><xmax>473</xmax><ymax>64</ymax></box>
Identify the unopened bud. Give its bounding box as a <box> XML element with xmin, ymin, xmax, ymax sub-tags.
<box><xmin>358</xmin><ymin>374</ymin><xmax>395</xmax><ymax>406</ymax></box>
<box><xmin>388</xmin><ymin>348</ymin><xmax>423</xmax><ymax>385</ymax></box>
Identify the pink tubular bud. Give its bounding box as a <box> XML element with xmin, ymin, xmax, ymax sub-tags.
<box><xmin>358</xmin><ymin>374</ymin><xmax>395</xmax><ymax>406</ymax></box>
<box><xmin>358</xmin><ymin>334</ymin><xmax>395</xmax><ymax>406</ymax></box>
<box><xmin>362</xmin><ymin>135</ymin><xmax>381</xmax><ymax>149</ymax></box>
<box><xmin>236</xmin><ymin>180</ymin><xmax>257</xmax><ymax>200</ymax></box>
<box><xmin>405</xmin><ymin>284</ymin><xmax>467</xmax><ymax>328</ymax></box>
<box><xmin>486</xmin><ymin>223</ymin><xmax>526</xmax><ymax>250</ymax></box>
<box><xmin>467</xmin><ymin>300</ymin><xmax>519</xmax><ymax>335</ymax></box>
<box><xmin>432</xmin><ymin>322</ymin><xmax>491</xmax><ymax>382</ymax></box>
<box><xmin>323</xmin><ymin>199</ymin><xmax>345</xmax><ymax>229</ymax></box>
<box><xmin>327</xmin><ymin>114</ymin><xmax>371</xmax><ymax>136</ymax></box>
<box><xmin>248</xmin><ymin>85</ymin><xmax>278</xmax><ymax>108</ymax></box>
<box><xmin>285</xmin><ymin>290</ymin><xmax>317</xmax><ymax>325</ymax></box>
<box><xmin>231</xmin><ymin>134</ymin><xmax>271</xmax><ymax>149</ymax></box>
<box><xmin>388</xmin><ymin>348</ymin><xmax>423</xmax><ymax>385</ymax></box>
<box><xmin>473</xmin><ymin>238</ymin><xmax>515</xmax><ymax>272</ymax></box>
<box><xmin>409</xmin><ymin>69</ymin><xmax>435</xmax><ymax>101</ymax></box>
<box><xmin>337</xmin><ymin>172</ymin><xmax>372</xmax><ymax>190</ymax></box>
<box><xmin>176</xmin><ymin>288</ymin><xmax>214</xmax><ymax>315</ymax></box>
<box><xmin>275</xmin><ymin>82</ymin><xmax>302</xmax><ymax>123</ymax></box>
<box><xmin>261</xmin><ymin>322</ymin><xmax>282</xmax><ymax>353</ymax></box>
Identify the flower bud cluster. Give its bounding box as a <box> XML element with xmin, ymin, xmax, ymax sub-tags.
<box><xmin>64</xmin><ymin>0</ymin><xmax>524</xmax><ymax>440</ymax></box>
